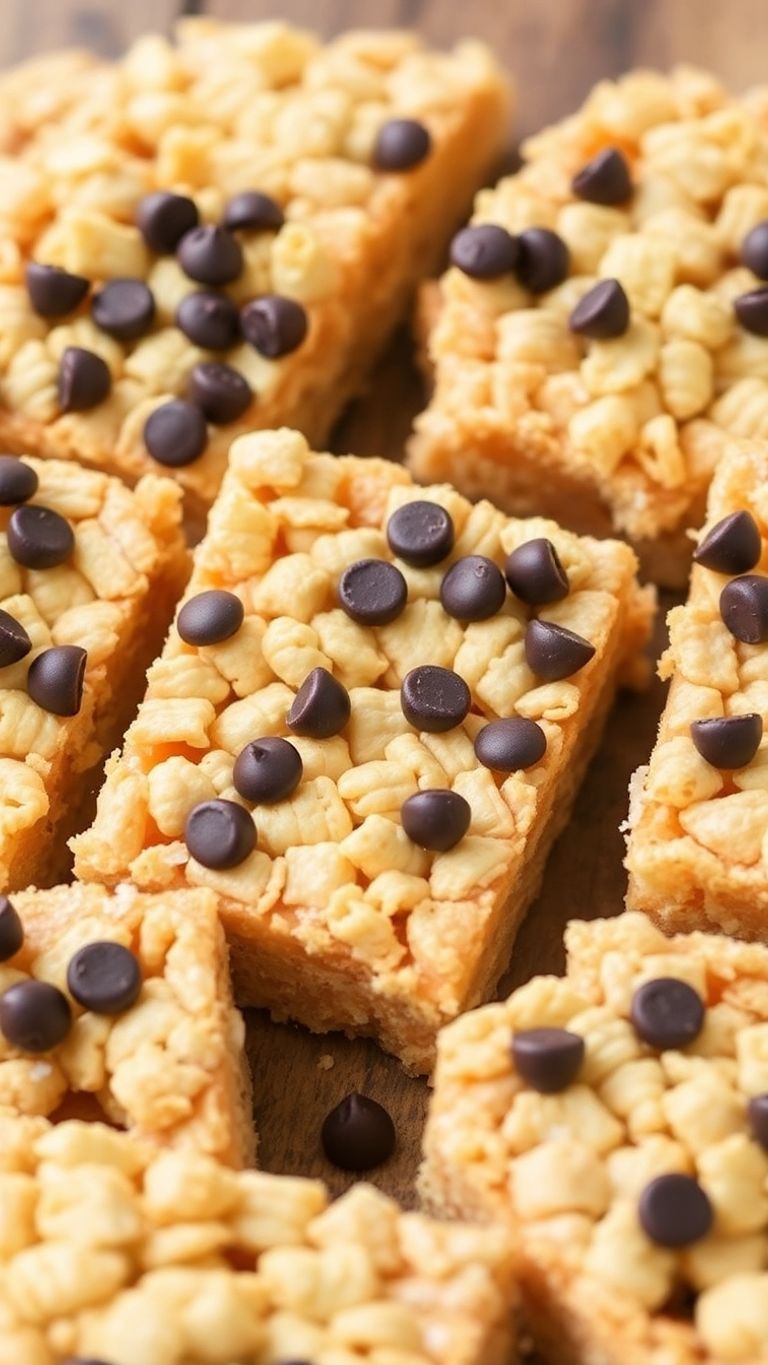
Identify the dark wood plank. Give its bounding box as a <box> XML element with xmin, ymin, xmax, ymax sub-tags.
<box><xmin>0</xmin><ymin>0</ymin><xmax>184</xmax><ymax>64</ymax></box>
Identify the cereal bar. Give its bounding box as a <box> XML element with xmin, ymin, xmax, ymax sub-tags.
<box><xmin>0</xmin><ymin>883</ymin><xmax>252</xmax><ymax>1166</ymax></box>
<box><xmin>421</xmin><ymin>912</ymin><xmax>768</xmax><ymax>1364</ymax></box>
<box><xmin>0</xmin><ymin>19</ymin><xmax>508</xmax><ymax>516</ymax></box>
<box><xmin>410</xmin><ymin>65</ymin><xmax>768</xmax><ymax>587</ymax></box>
<box><xmin>72</xmin><ymin>428</ymin><xmax>653</xmax><ymax>1072</ymax></box>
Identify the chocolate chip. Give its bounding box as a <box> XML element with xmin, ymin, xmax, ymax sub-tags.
<box><xmin>188</xmin><ymin>361</ymin><xmax>252</xmax><ymax>424</ymax></box>
<box><xmin>720</xmin><ymin>574</ymin><xmax>768</xmax><ymax>643</ymax></box>
<box><xmin>176</xmin><ymin>291</ymin><xmax>240</xmax><ymax>350</ymax></box>
<box><xmin>0</xmin><ymin>979</ymin><xmax>71</xmax><ymax>1052</ymax></box>
<box><xmin>741</xmin><ymin>220</ymin><xmax>768</xmax><ymax>280</ymax></box>
<box><xmin>693</xmin><ymin>510</ymin><xmax>762</xmax><ymax>575</ymax></box>
<box><xmin>177</xmin><ymin>589</ymin><xmax>244</xmax><ymax>646</ymax></box>
<box><xmin>440</xmin><ymin>555</ymin><xmax>506</xmax><ymax>621</ymax></box>
<box><xmin>474</xmin><ymin>717</ymin><xmax>547</xmax><ymax>771</ymax></box>
<box><xmin>8</xmin><ymin>504</ymin><xmax>74</xmax><ymax>569</ymax></box>
<box><xmin>321</xmin><ymin>1092</ymin><xmax>396</xmax><ymax>1171</ymax></box>
<box><xmin>505</xmin><ymin>538</ymin><xmax>569</xmax><ymax>606</ymax></box>
<box><xmin>233</xmin><ymin>736</ymin><xmax>303</xmax><ymax>803</ymax></box>
<box><xmin>691</xmin><ymin>713</ymin><xmax>762</xmax><ymax>769</ymax></box>
<box><xmin>144</xmin><ymin>399</ymin><xmax>207</xmax><ymax>467</ymax></box>
<box><xmin>0</xmin><ymin>456</ymin><xmax>38</xmax><ymax>505</ymax></box>
<box><xmin>67</xmin><ymin>941</ymin><xmax>142</xmax><ymax>1015</ymax></box>
<box><xmin>0</xmin><ymin>609</ymin><xmax>31</xmax><ymax>668</ymax></box>
<box><xmin>569</xmin><ymin>278</ymin><xmax>630</xmax><ymax>339</ymax></box>
<box><xmin>26</xmin><ymin>262</ymin><xmax>89</xmax><ymax>318</ymax></box>
<box><xmin>372</xmin><ymin>118</ymin><xmax>431</xmax><ymax>171</ymax></box>
<box><xmin>401</xmin><ymin>788</ymin><xmax>471</xmax><ymax>851</ymax></box>
<box><xmin>516</xmin><ymin>227</ymin><xmax>570</xmax><ymax>293</ymax></box>
<box><xmin>185</xmin><ymin>799</ymin><xmax>256</xmax><ymax>869</ymax></box>
<box><xmin>137</xmin><ymin>191</ymin><xmax>199</xmax><ymax>253</ymax></box>
<box><xmin>288</xmin><ymin>667</ymin><xmax>350</xmax><ymax>739</ymax></box>
<box><xmin>524</xmin><ymin>619</ymin><xmax>595</xmax><ymax>681</ymax></box>
<box><xmin>58</xmin><ymin>346</ymin><xmax>111</xmax><ymax>412</ymax></box>
<box><xmin>61</xmin><ymin>1358</ymin><xmax>111</xmax><ymax>1365</ymax></box>
<box><xmin>512</xmin><ymin>1027</ymin><xmax>584</xmax><ymax>1093</ymax></box>
<box><xmin>449</xmin><ymin>224</ymin><xmax>519</xmax><ymax>279</ymax></box>
<box><xmin>401</xmin><ymin>665</ymin><xmax>470</xmax><ymax>732</ymax></box>
<box><xmin>178</xmin><ymin>224</ymin><xmax>243</xmax><ymax>286</ymax></box>
<box><xmin>638</xmin><ymin>1173</ymin><xmax>713</xmax><ymax>1248</ymax></box>
<box><xmin>386</xmin><ymin>500</ymin><xmax>454</xmax><ymax>567</ymax></box>
<box><xmin>748</xmin><ymin>1094</ymin><xmax>768</xmax><ymax>1150</ymax></box>
<box><xmin>338</xmin><ymin>558</ymin><xmax>407</xmax><ymax>626</ymax></box>
<box><xmin>0</xmin><ymin>897</ymin><xmax>23</xmax><ymax>961</ymax></box>
<box><xmin>572</xmin><ymin>147</ymin><xmax>632</xmax><ymax>205</ymax></box>
<box><xmin>223</xmin><ymin>189</ymin><xmax>285</xmax><ymax>233</ymax></box>
<box><xmin>91</xmin><ymin>278</ymin><xmax>155</xmax><ymax>340</ymax></box>
<box><xmin>630</xmin><ymin>977</ymin><xmax>705</xmax><ymax>1050</ymax></box>
<box><xmin>241</xmin><ymin>295</ymin><xmax>308</xmax><ymax>358</ymax></box>
<box><xmin>27</xmin><ymin>645</ymin><xmax>86</xmax><ymax>715</ymax></box>
<box><xmin>734</xmin><ymin>287</ymin><xmax>768</xmax><ymax>336</ymax></box>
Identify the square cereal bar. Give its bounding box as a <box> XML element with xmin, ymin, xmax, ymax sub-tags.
<box><xmin>0</xmin><ymin>19</ymin><xmax>508</xmax><ymax>516</ymax></box>
<box><xmin>410</xmin><ymin>65</ymin><xmax>768</xmax><ymax>587</ymax></box>
<box><xmin>626</xmin><ymin>439</ymin><xmax>768</xmax><ymax>938</ymax></box>
<box><xmin>72</xmin><ymin>428</ymin><xmax>653</xmax><ymax>1073</ymax></box>
<box><xmin>421</xmin><ymin>912</ymin><xmax>768</xmax><ymax>1365</ymax></box>
<box><xmin>0</xmin><ymin>1117</ymin><xmax>517</xmax><ymax>1365</ymax></box>
<box><xmin>0</xmin><ymin>453</ymin><xmax>186</xmax><ymax>890</ymax></box>
<box><xmin>0</xmin><ymin>883</ymin><xmax>252</xmax><ymax>1166</ymax></box>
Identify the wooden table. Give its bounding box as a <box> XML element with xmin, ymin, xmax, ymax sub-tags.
<box><xmin>2</xmin><ymin>0</ymin><xmax>753</xmax><ymax>1206</ymax></box>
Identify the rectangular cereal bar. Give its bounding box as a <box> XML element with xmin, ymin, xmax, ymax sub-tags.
<box><xmin>72</xmin><ymin>428</ymin><xmax>652</xmax><ymax>1073</ymax></box>
<box><xmin>0</xmin><ymin>453</ymin><xmax>186</xmax><ymax>890</ymax></box>
<box><xmin>626</xmin><ymin>439</ymin><xmax>768</xmax><ymax>938</ymax></box>
<box><xmin>0</xmin><ymin>19</ymin><xmax>508</xmax><ymax>516</ymax></box>
<box><xmin>0</xmin><ymin>883</ymin><xmax>252</xmax><ymax>1166</ymax></box>
<box><xmin>410</xmin><ymin>65</ymin><xmax>768</xmax><ymax>587</ymax></box>
<box><xmin>421</xmin><ymin>912</ymin><xmax>768</xmax><ymax>1365</ymax></box>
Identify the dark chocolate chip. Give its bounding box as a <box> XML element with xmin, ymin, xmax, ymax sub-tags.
<box><xmin>287</xmin><ymin>667</ymin><xmax>350</xmax><ymax>739</ymax></box>
<box><xmin>690</xmin><ymin>713</ymin><xmax>762</xmax><ymax>769</ymax></box>
<box><xmin>386</xmin><ymin>500</ymin><xmax>454</xmax><ymax>568</ymax></box>
<box><xmin>439</xmin><ymin>555</ymin><xmax>506</xmax><ymax>621</ymax></box>
<box><xmin>241</xmin><ymin>295</ymin><xmax>308</xmax><ymax>358</ymax></box>
<box><xmin>321</xmin><ymin>1092</ymin><xmax>396</xmax><ymax>1171</ymax></box>
<box><xmin>176</xmin><ymin>291</ymin><xmax>241</xmax><ymax>350</ymax></box>
<box><xmin>67</xmin><ymin>941</ymin><xmax>142</xmax><ymax>1015</ymax></box>
<box><xmin>401</xmin><ymin>665</ymin><xmax>470</xmax><ymax>732</ymax></box>
<box><xmin>569</xmin><ymin>278</ymin><xmax>630</xmax><ymax>339</ymax></box>
<box><xmin>572</xmin><ymin>147</ymin><xmax>633</xmax><ymax>205</ymax></box>
<box><xmin>720</xmin><ymin>574</ymin><xmax>768</xmax><ymax>643</ymax></box>
<box><xmin>741</xmin><ymin>220</ymin><xmax>768</xmax><ymax>281</ymax></box>
<box><xmin>177</xmin><ymin>224</ymin><xmax>243</xmax><ymax>286</ymax></box>
<box><xmin>137</xmin><ymin>191</ymin><xmax>199</xmax><ymax>253</ymax></box>
<box><xmin>338</xmin><ymin>558</ymin><xmax>407</xmax><ymax>626</ymax></box>
<box><xmin>748</xmin><ymin>1094</ymin><xmax>768</xmax><ymax>1150</ymax></box>
<box><xmin>58</xmin><ymin>346</ymin><xmax>111</xmax><ymax>412</ymax></box>
<box><xmin>184</xmin><ymin>798</ymin><xmax>256</xmax><ymax>869</ymax></box>
<box><xmin>61</xmin><ymin>1358</ymin><xmax>112</xmax><ymax>1365</ymax></box>
<box><xmin>144</xmin><ymin>399</ymin><xmax>207</xmax><ymax>467</ymax></box>
<box><xmin>0</xmin><ymin>979</ymin><xmax>71</xmax><ymax>1052</ymax></box>
<box><xmin>401</xmin><ymin>788</ymin><xmax>471</xmax><ymax>852</ymax></box>
<box><xmin>372</xmin><ymin>118</ymin><xmax>431</xmax><ymax>171</ymax></box>
<box><xmin>524</xmin><ymin>619</ymin><xmax>595</xmax><ymax>681</ymax></box>
<box><xmin>7</xmin><ymin>504</ymin><xmax>74</xmax><ymax>569</ymax></box>
<box><xmin>177</xmin><ymin>589</ymin><xmax>244</xmax><ymax>646</ymax></box>
<box><xmin>474</xmin><ymin>717</ymin><xmax>547</xmax><ymax>771</ymax></box>
<box><xmin>233</xmin><ymin>736</ymin><xmax>303</xmax><ymax>803</ymax></box>
<box><xmin>449</xmin><ymin>224</ymin><xmax>519</xmax><ymax>279</ymax></box>
<box><xmin>91</xmin><ymin>278</ymin><xmax>155</xmax><ymax>341</ymax></box>
<box><xmin>516</xmin><ymin>227</ymin><xmax>570</xmax><ymax>293</ymax></box>
<box><xmin>188</xmin><ymin>361</ymin><xmax>252</xmax><ymax>425</ymax></box>
<box><xmin>505</xmin><ymin>538</ymin><xmax>569</xmax><ymax>606</ymax></box>
<box><xmin>0</xmin><ymin>456</ymin><xmax>38</xmax><ymax>505</ymax></box>
<box><xmin>223</xmin><ymin>190</ymin><xmax>285</xmax><ymax>233</ymax></box>
<box><xmin>693</xmin><ymin>510</ymin><xmax>762</xmax><ymax>575</ymax></box>
<box><xmin>512</xmin><ymin>1027</ymin><xmax>585</xmax><ymax>1093</ymax></box>
<box><xmin>26</xmin><ymin>262</ymin><xmax>89</xmax><ymax>318</ymax></box>
<box><xmin>630</xmin><ymin>977</ymin><xmax>706</xmax><ymax>1050</ymax></box>
<box><xmin>0</xmin><ymin>609</ymin><xmax>31</xmax><ymax>668</ymax></box>
<box><xmin>0</xmin><ymin>897</ymin><xmax>23</xmax><ymax>961</ymax></box>
<box><xmin>27</xmin><ymin>645</ymin><xmax>86</xmax><ymax>716</ymax></box>
<box><xmin>638</xmin><ymin>1173</ymin><xmax>713</xmax><ymax>1248</ymax></box>
<box><xmin>734</xmin><ymin>287</ymin><xmax>768</xmax><ymax>336</ymax></box>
